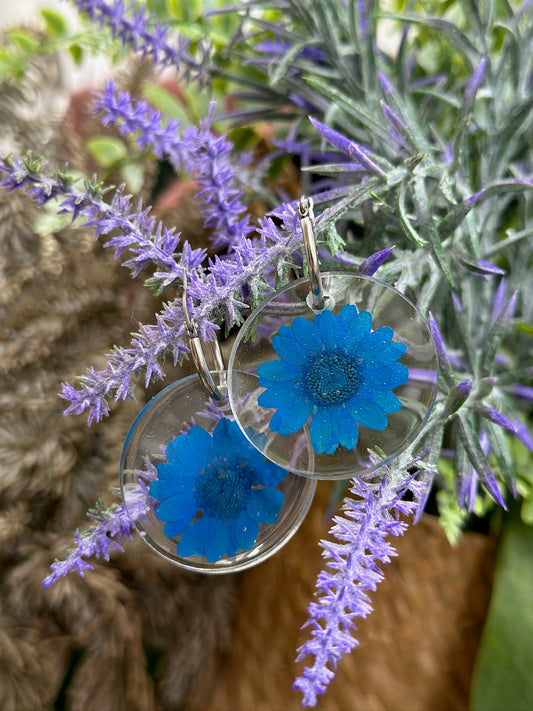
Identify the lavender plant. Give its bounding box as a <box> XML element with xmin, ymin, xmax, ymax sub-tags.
<box><xmin>1</xmin><ymin>0</ymin><xmax>533</xmax><ymax>708</ymax></box>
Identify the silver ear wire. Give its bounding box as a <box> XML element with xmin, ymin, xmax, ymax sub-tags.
<box><xmin>182</xmin><ymin>269</ymin><xmax>225</xmax><ymax>401</ymax></box>
<box><xmin>297</xmin><ymin>196</ymin><xmax>325</xmax><ymax>311</ymax></box>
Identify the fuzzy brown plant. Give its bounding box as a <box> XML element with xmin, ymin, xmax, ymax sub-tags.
<box><xmin>0</xmin><ymin>45</ymin><xmax>237</xmax><ymax>711</ymax></box>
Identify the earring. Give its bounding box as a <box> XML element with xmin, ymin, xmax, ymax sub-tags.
<box><xmin>227</xmin><ymin>197</ymin><xmax>438</xmax><ymax>479</ymax></box>
<box><xmin>120</xmin><ymin>273</ymin><xmax>316</xmax><ymax>573</ymax></box>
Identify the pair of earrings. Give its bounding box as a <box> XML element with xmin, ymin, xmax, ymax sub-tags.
<box><xmin>120</xmin><ymin>197</ymin><xmax>438</xmax><ymax>573</ymax></box>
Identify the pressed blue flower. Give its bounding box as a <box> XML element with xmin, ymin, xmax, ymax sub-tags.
<box><xmin>150</xmin><ymin>418</ymin><xmax>287</xmax><ymax>562</ymax></box>
<box><xmin>257</xmin><ymin>304</ymin><xmax>408</xmax><ymax>455</ymax></box>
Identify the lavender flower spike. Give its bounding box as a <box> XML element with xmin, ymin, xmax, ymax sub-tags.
<box><xmin>72</xmin><ymin>0</ymin><xmax>210</xmax><ymax>80</ymax></box>
<box><xmin>0</xmin><ymin>154</ymin><xmax>206</xmax><ymax>292</ymax></box>
<box><xmin>294</xmin><ymin>469</ymin><xmax>426</xmax><ymax>706</ymax></box>
<box><xmin>309</xmin><ymin>116</ymin><xmax>387</xmax><ymax>176</ymax></box>
<box><xmin>95</xmin><ymin>84</ymin><xmax>254</xmax><ymax>249</ymax></box>
<box><xmin>42</xmin><ymin>473</ymin><xmax>152</xmax><ymax>586</ymax></box>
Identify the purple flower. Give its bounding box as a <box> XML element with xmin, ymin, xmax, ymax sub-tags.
<box><xmin>0</xmin><ymin>154</ymin><xmax>205</xmax><ymax>290</ymax></box>
<box><xmin>72</xmin><ymin>0</ymin><xmax>209</xmax><ymax>79</ymax></box>
<box><xmin>42</xmin><ymin>464</ymin><xmax>156</xmax><ymax>586</ymax></box>
<box><xmin>294</xmin><ymin>466</ymin><xmax>427</xmax><ymax>706</ymax></box>
<box><xmin>357</xmin><ymin>246</ymin><xmax>395</xmax><ymax>276</ymax></box>
<box><xmin>95</xmin><ymin>84</ymin><xmax>254</xmax><ymax>249</ymax></box>
<box><xmin>309</xmin><ymin>117</ymin><xmax>387</xmax><ymax>177</ymax></box>
<box><xmin>58</xmin><ymin>202</ymin><xmax>306</xmax><ymax>423</ymax></box>
<box><xmin>0</xmin><ymin>155</ymin><xmax>404</xmax><ymax>423</ymax></box>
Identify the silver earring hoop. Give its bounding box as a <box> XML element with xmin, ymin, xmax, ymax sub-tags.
<box><xmin>298</xmin><ymin>195</ymin><xmax>325</xmax><ymax>311</ymax></box>
<box><xmin>182</xmin><ymin>270</ymin><xmax>225</xmax><ymax>401</ymax></box>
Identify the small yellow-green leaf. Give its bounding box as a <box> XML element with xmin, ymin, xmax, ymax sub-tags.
<box><xmin>120</xmin><ymin>163</ymin><xmax>145</xmax><ymax>194</ymax></box>
<box><xmin>167</xmin><ymin>0</ymin><xmax>202</xmax><ymax>23</ymax></box>
<box><xmin>142</xmin><ymin>83</ymin><xmax>188</xmax><ymax>123</ymax></box>
<box><xmin>86</xmin><ymin>136</ymin><xmax>128</xmax><ymax>169</ymax></box>
<box><xmin>9</xmin><ymin>29</ymin><xmax>40</xmax><ymax>54</ymax></box>
<box><xmin>68</xmin><ymin>43</ymin><xmax>84</xmax><ymax>66</ymax></box>
<box><xmin>521</xmin><ymin>497</ymin><xmax>533</xmax><ymax>525</ymax></box>
<box><xmin>41</xmin><ymin>9</ymin><xmax>69</xmax><ymax>39</ymax></box>
<box><xmin>517</xmin><ymin>323</ymin><xmax>533</xmax><ymax>335</ymax></box>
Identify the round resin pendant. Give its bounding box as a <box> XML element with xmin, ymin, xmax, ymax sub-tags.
<box><xmin>227</xmin><ymin>273</ymin><xmax>438</xmax><ymax>479</ymax></box>
<box><xmin>120</xmin><ymin>372</ymin><xmax>316</xmax><ymax>573</ymax></box>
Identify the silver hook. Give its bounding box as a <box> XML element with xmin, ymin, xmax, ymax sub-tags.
<box><xmin>297</xmin><ymin>196</ymin><xmax>325</xmax><ymax>311</ymax></box>
<box><xmin>182</xmin><ymin>269</ymin><xmax>225</xmax><ymax>401</ymax></box>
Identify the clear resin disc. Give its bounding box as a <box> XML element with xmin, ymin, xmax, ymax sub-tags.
<box><xmin>120</xmin><ymin>372</ymin><xmax>316</xmax><ymax>573</ymax></box>
<box><xmin>227</xmin><ymin>273</ymin><xmax>438</xmax><ymax>479</ymax></box>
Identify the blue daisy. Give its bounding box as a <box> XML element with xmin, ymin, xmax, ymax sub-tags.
<box><xmin>149</xmin><ymin>417</ymin><xmax>286</xmax><ymax>562</ymax></box>
<box><xmin>256</xmin><ymin>304</ymin><xmax>408</xmax><ymax>455</ymax></box>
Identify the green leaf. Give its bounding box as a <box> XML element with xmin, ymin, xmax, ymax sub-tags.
<box><xmin>120</xmin><ymin>163</ymin><xmax>145</xmax><ymax>194</ymax></box>
<box><xmin>379</xmin><ymin>12</ymin><xmax>482</xmax><ymax>68</ymax></box>
<box><xmin>270</xmin><ymin>40</ymin><xmax>319</xmax><ymax>86</ymax></box>
<box><xmin>480</xmin><ymin>291</ymin><xmax>517</xmax><ymax>375</ymax></box>
<box><xmin>436</xmin><ymin>458</ymin><xmax>467</xmax><ymax>545</ymax></box>
<box><xmin>397</xmin><ymin>182</ymin><xmax>428</xmax><ymax>246</ymax></box>
<box><xmin>9</xmin><ymin>29</ymin><xmax>40</xmax><ymax>54</ymax></box>
<box><xmin>485</xmin><ymin>421</ymin><xmax>516</xmax><ymax>491</ymax></box>
<box><xmin>304</xmin><ymin>75</ymin><xmax>391</xmax><ymax>144</ymax></box>
<box><xmin>86</xmin><ymin>136</ymin><xmax>128</xmax><ymax>169</ymax></box>
<box><xmin>41</xmin><ymin>9</ymin><xmax>69</xmax><ymax>39</ymax></box>
<box><xmin>470</xmin><ymin>505</ymin><xmax>533</xmax><ymax>711</ymax></box>
<box><xmin>167</xmin><ymin>0</ymin><xmax>202</xmax><ymax>22</ymax></box>
<box><xmin>69</xmin><ymin>43</ymin><xmax>84</xmax><ymax>66</ymax></box>
<box><xmin>413</xmin><ymin>176</ymin><xmax>454</xmax><ymax>286</ymax></box>
<box><xmin>142</xmin><ymin>83</ymin><xmax>189</xmax><ymax>123</ymax></box>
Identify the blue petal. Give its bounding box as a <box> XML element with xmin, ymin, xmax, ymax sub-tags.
<box><xmin>186</xmin><ymin>426</ymin><xmax>215</xmax><ymax>466</ymax></box>
<box><xmin>155</xmin><ymin>491</ymin><xmax>197</xmax><ymax>522</ymax></box>
<box><xmin>331</xmin><ymin>407</ymin><xmax>359</xmax><ymax>450</ymax></box>
<box><xmin>347</xmin><ymin>398</ymin><xmax>389</xmax><ymax>430</ymax></box>
<box><xmin>155</xmin><ymin>460</ymin><xmax>196</xmax><ymax>481</ymax></box>
<box><xmin>257</xmin><ymin>359</ymin><xmax>302</xmax><ymax>382</ymax></box>
<box><xmin>237</xmin><ymin>438</ymin><xmax>269</xmax><ymax>472</ymax></box>
<box><xmin>229</xmin><ymin>509</ymin><xmax>259</xmax><ymax>552</ymax></box>
<box><xmin>336</xmin><ymin>304</ymin><xmax>359</xmax><ymax>331</ymax></box>
<box><xmin>162</xmin><ymin>516</ymin><xmax>193</xmax><ymax>538</ymax></box>
<box><xmin>212</xmin><ymin>419</ymin><xmax>255</xmax><ymax>464</ymax></box>
<box><xmin>353</xmin><ymin>330</ymin><xmax>406</xmax><ymax>367</ymax></box>
<box><xmin>203</xmin><ymin>518</ymin><xmax>232</xmax><ymax>562</ymax></box>
<box><xmin>315</xmin><ymin>309</ymin><xmax>338</xmax><ymax>349</ymax></box>
<box><xmin>309</xmin><ymin>408</ymin><xmax>334</xmax><ymax>453</ymax></box>
<box><xmin>358</xmin><ymin>384</ymin><xmax>403</xmax><ymax>413</ymax></box>
<box><xmin>220</xmin><ymin>419</ymin><xmax>258</xmax><ymax>462</ymax></box>
<box><xmin>254</xmin><ymin>460</ymin><xmax>287</xmax><ymax>487</ymax></box>
<box><xmin>150</xmin><ymin>478</ymin><xmax>190</xmax><ymax>501</ymax></box>
<box><xmin>257</xmin><ymin>382</ymin><xmax>302</xmax><ymax>408</ymax></box>
<box><xmin>339</xmin><ymin>310</ymin><xmax>373</xmax><ymax>350</ymax></box>
<box><xmin>176</xmin><ymin>515</ymin><xmax>211</xmax><ymax>558</ymax></box>
<box><xmin>246</xmin><ymin>487</ymin><xmax>284</xmax><ymax>524</ymax></box>
<box><xmin>212</xmin><ymin>417</ymin><xmax>233</xmax><ymax>449</ymax></box>
<box><xmin>364</xmin><ymin>362</ymin><xmax>409</xmax><ymax>390</ymax></box>
<box><xmin>268</xmin><ymin>398</ymin><xmax>314</xmax><ymax>435</ymax></box>
<box><xmin>272</xmin><ymin>334</ymin><xmax>308</xmax><ymax>364</ymax></box>
<box><xmin>323</xmin><ymin>434</ymin><xmax>340</xmax><ymax>455</ymax></box>
<box><xmin>165</xmin><ymin>434</ymin><xmax>196</xmax><ymax>467</ymax></box>
<box><xmin>291</xmin><ymin>316</ymin><xmax>323</xmax><ymax>351</ymax></box>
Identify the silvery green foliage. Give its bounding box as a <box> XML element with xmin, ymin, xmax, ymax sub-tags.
<box><xmin>233</xmin><ymin>0</ymin><xmax>533</xmax><ymax>496</ymax></box>
<box><xmin>227</xmin><ymin>2</ymin><xmax>533</xmax><ymax>701</ymax></box>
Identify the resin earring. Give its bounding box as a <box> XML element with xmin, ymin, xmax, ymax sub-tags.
<box><xmin>227</xmin><ymin>196</ymin><xmax>438</xmax><ymax>480</ymax></box>
<box><xmin>120</xmin><ymin>276</ymin><xmax>316</xmax><ymax>573</ymax></box>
